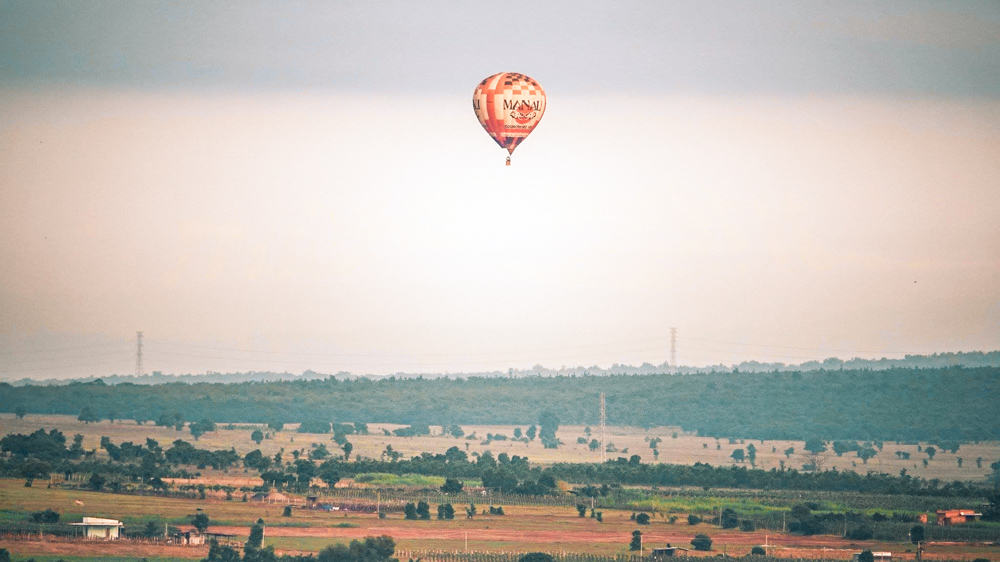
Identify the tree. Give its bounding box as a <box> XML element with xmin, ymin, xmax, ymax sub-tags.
<box><xmin>910</xmin><ymin>525</ymin><xmax>925</xmax><ymax>544</ymax></box>
<box><xmin>857</xmin><ymin>551</ymin><xmax>875</xmax><ymax>562</ymax></box>
<box><xmin>437</xmin><ymin>503</ymin><xmax>455</xmax><ymax>520</ymax></box>
<box><xmin>691</xmin><ymin>534</ymin><xmax>712</xmax><ymax>551</ymax></box>
<box><xmin>78</xmin><ymin>406</ymin><xmax>99</xmax><ymax>424</ymax></box>
<box><xmin>804</xmin><ymin>438</ymin><xmax>826</xmax><ymax>454</ymax></box>
<box><xmin>688</xmin><ymin>514</ymin><xmax>702</xmax><ymax>525</ymax></box>
<box><xmin>746</xmin><ymin>443</ymin><xmax>757</xmax><ymax>466</ymax></box>
<box><xmin>14</xmin><ymin>405</ymin><xmax>25</xmax><ymax>419</ymax></box>
<box><xmin>731</xmin><ymin>449</ymin><xmax>745</xmax><ymax>463</ymax></box>
<box><xmin>784</xmin><ymin>447</ymin><xmax>795</xmax><ymax>458</ymax></box>
<box><xmin>526</xmin><ymin>425</ymin><xmax>537</xmax><ymax>441</ymax></box>
<box><xmin>342</xmin><ymin>441</ymin><xmax>353</xmax><ymax>460</ymax></box>
<box><xmin>309</xmin><ymin>444</ymin><xmax>330</xmax><ymax>460</ymax></box>
<box><xmin>318</xmin><ymin>460</ymin><xmax>340</xmax><ymax>488</ymax></box>
<box><xmin>191</xmin><ymin>511</ymin><xmax>210</xmax><ymax>533</ymax></box>
<box><xmin>416</xmin><ymin>500</ymin><xmax>431</xmax><ymax>520</ymax></box>
<box><xmin>189</xmin><ymin>418</ymin><xmax>216</xmax><ymax>440</ymax></box>
<box><xmin>142</xmin><ymin>520</ymin><xmax>162</xmax><ymax>538</ymax></box>
<box><xmin>316</xmin><ymin>536</ymin><xmax>396</xmax><ymax>562</ymax></box>
<box><xmin>513</xmin><ymin>427</ymin><xmax>523</xmax><ymax>439</ymax></box>
<box><xmin>404</xmin><ymin>503</ymin><xmax>417</xmax><ymax>520</ymax></box>
<box><xmin>30</xmin><ymin>509</ymin><xmax>60</xmax><ymax>523</ymax></box>
<box><xmin>721</xmin><ymin>508</ymin><xmax>738</xmax><ymax>529</ymax></box>
<box><xmin>441</xmin><ymin>478</ymin><xmax>463</xmax><ymax>494</ymax></box>
<box><xmin>576</xmin><ymin>504</ymin><xmax>587</xmax><ymax>517</ymax></box>
<box><xmin>925</xmin><ymin>446</ymin><xmax>936</xmax><ymax>460</ymax></box>
<box><xmin>539</xmin><ymin>411</ymin><xmax>560</xmax><ymax>448</ymax></box>
<box><xmin>205</xmin><ymin>539</ymin><xmax>241</xmax><ymax>562</ymax></box>
<box><xmin>847</xmin><ymin>525</ymin><xmax>874</xmax><ymax>540</ymax></box>
<box><xmin>251</xmin><ymin>430</ymin><xmax>264</xmax><ymax>444</ymax></box>
<box><xmin>630</xmin><ymin>530</ymin><xmax>642</xmax><ymax>551</ymax></box>
<box><xmin>857</xmin><ymin>446</ymin><xmax>878</xmax><ymax>464</ymax></box>
<box><xmin>246</xmin><ymin>520</ymin><xmax>265</xmax><ymax>549</ymax></box>
<box><xmin>589</xmin><ymin>439</ymin><xmax>600</xmax><ymax>451</ymax></box>
<box><xmin>751</xmin><ymin>546</ymin><xmax>766</xmax><ymax>555</ymax></box>
<box><xmin>636</xmin><ymin>513</ymin><xmax>651</xmax><ymax>525</ymax></box>
<box><xmin>88</xmin><ymin>473</ymin><xmax>106</xmax><ymax>491</ymax></box>
<box><xmin>282</xmin><ymin>505</ymin><xmax>292</xmax><ymax>517</ymax></box>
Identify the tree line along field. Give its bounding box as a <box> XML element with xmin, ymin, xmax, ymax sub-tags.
<box><xmin>2</xmin><ymin>367</ymin><xmax>998</xmax><ymax>443</ymax></box>
<box><xmin>2</xmin><ymin>414</ymin><xmax>997</xmax><ymax>484</ymax></box>
<box><xmin>1</xmin><ymin>478</ymin><xmax>998</xmax><ymax>561</ymax></box>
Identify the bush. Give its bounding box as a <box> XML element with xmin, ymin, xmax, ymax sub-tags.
<box><xmin>721</xmin><ymin>508</ymin><xmax>738</xmax><ymax>529</ymax></box>
<box><xmin>751</xmin><ymin>546</ymin><xmax>766</xmax><ymax>555</ymax></box>
<box><xmin>282</xmin><ymin>505</ymin><xmax>292</xmax><ymax>517</ymax></box>
<box><xmin>847</xmin><ymin>525</ymin><xmax>874</xmax><ymax>540</ymax></box>
<box><xmin>30</xmin><ymin>509</ymin><xmax>59</xmax><ymax>524</ymax></box>
<box><xmin>740</xmin><ymin>519</ymin><xmax>755</xmax><ymax>532</ymax></box>
<box><xmin>688</xmin><ymin>514</ymin><xmax>702</xmax><ymax>525</ymax></box>
<box><xmin>519</xmin><ymin>554</ymin><xmax>554</xmax><ymax>562</ymax></box>
<box><xmin>691</xmin><ymin>534</ymin><xmax>712</xmax><ymax>551</ymax></box>
<box><xmin>857</xmin><ymin>550</ymin><xmax>874</xmax><ymax>562</ymax></box>
<box><xmin>636</xmin><ymin>513</ymin><xmax>651</xmax><ymax>525</ymax></box>
<box><xmin>910</xmin><ymin>525</ymin><xmax>925</xmax><ymax>543</ymax></box>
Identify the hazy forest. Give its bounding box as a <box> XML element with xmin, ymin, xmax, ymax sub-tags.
<box><xmin>3</xmin><ymin>366</ymin><xmax>997</xmax><ymax>442</ymax></box>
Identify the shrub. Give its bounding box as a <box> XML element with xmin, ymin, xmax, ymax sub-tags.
<box><xmin>857</xmin><ymin>550</ymin><xmax>874</xmax><ymax>562</ymax></box>
<box><xmin>740</xmin><ymin>520</ymin><xmax>755</xmax><ymax>532</ymax></box>
<box><xmin>688</xmin><ymin>514</ymin><xmax>702</xmax><ymax>525</ymax></box>
<box><xmin>847</xmin><ymin>525</ymin><xmax>874</xmax><ymax>541</ymax></box>
<box><xmin>751</xmin><ymin>546</ymin><xmax>766</xmax><ymax>555</ymax></box>
<box><xmin>30</xmin><ymin>509</ymin><xmax>59</xmax><ymax>524</ymax></box>
<box><xmin>636</xmin><ymin>513</ymin><xmax>651</xmax><ymax>525</ymax></box>
<box><xmin>691</xmin><ymin>534</ymin><xmax>712</xmax><ymax>551</ymax></box>
<box><xmin>519</xmin><ymin>554</ymin><xmax>554</xmax><ymax>562</ymax></box>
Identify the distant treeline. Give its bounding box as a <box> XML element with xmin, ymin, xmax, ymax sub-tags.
<box><xmin>325</xmin><ymin>453</ymin><xmax>992</xmax><ymax>498</ymax></box>
<box><xmin>8</xmin><ymin>350</ymin><xmax>1000</xmax><ymax>386</ymax></box>
<box><xmin>3</xmin><ymin>366</ymin><xmax>998</xmax><ymax>442</ymax></box>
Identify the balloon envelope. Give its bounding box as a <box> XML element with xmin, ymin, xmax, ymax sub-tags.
<box><xmin>473</xmin><ymin>72</ymin><xmax>546</xmax><ymax>156</ymax></box>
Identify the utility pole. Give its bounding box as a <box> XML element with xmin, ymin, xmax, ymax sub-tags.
<box><xmin>670</xmin><ymin>327</ymin><xmax>677</xmax><ymax>373</ymax></box>
<box><xmin>135</xmin><ymin>331</ymin><xmax>143</xmax><ymax>377</ymax></box>
<box><xmin>600</xmin><ymin>392</ymin><xmax>607</xmax><ymax>463</ymax></box>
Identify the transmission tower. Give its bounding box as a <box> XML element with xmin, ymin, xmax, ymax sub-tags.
<box><xmin>135</xmin><ymin>331</ymin><xmax>143</xmax><ymax>377</ymax></box>
<box><xmin>670</xmin><ymin>327</ymin><xmax>677</xmax><ymax>373</ymax></box>
<box><xmin>599</xmin><ymin>392</ymin><xmax>607</xmax><ymax>463</ymax></box>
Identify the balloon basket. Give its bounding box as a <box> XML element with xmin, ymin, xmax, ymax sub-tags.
<box><xmin>505</xmin><ymin>156</ymin><xmax>511</xmax><ymax>166</ymax></box>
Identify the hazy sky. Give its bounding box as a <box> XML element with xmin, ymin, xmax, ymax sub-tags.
<box><xmin>2</xmin><ymin>2</ymin><xmax>999</xmax><ymax>378</ymax></box>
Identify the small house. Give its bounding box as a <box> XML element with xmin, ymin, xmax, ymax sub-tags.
<box><xmin>853</xmin><ymin>552</ymin><xmax>891</xmax><ymax>562</ymax></box>
<box><xmin>71</xmin><ymin>517</ymin><xmax>124</xmax><ymax>540</ymax></box>
<box><xmin>935</xmin><ymin>509</ymin><xmax>982</xmax><ymax>526</ymax></box>
<box><xmin>169</xmin><ymin>531</ymin><xmax>205</xmax><ymax>546</ymax></box>
<box><xmin>651</xmin><ymin>544</ymin><xmax>689</xmax><ymax>558</ymax></box>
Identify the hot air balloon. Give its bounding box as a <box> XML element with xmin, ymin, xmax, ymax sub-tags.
<box><xmin>473</xmin><ymin>72</ymin><xmax>546</xmax><ymax>165</ymax></box>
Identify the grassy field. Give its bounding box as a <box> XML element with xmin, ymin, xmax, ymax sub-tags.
<box><xmin>3</xmin><ymin>414</ymin><xmax>997</xmax><ymax>483</ymax></box>
<box><xmin>1</xmin><ymin>479</ymin><xmax>998</xmax><ymax>561</ymax></box>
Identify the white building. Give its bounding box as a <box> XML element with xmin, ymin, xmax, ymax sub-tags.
<box><xmin>71</xmin><ymin>517</ymin><xmax>124</xmax><ymax>540</ymax></box>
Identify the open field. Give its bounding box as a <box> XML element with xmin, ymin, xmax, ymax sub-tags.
<box><xmin>1</xmin><ymin>480</ymin><xmax>998</xmax><ymax>561</ymax></box>
<box><xmin>3</xmin><ymin>414</ymin><xmax>997</xmax><ymax>483</ymax></box>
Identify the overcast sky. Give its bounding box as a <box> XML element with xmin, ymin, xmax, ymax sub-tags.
<box><xmin>2</xmin><ymin>1</ymin><xmax>999</xmax><ymax>378</ymax></box>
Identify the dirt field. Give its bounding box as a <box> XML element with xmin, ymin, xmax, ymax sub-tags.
<box><xmin>2</xmin><ymin>414</ymin><xmax>996</xmax><ymax>482</ymax></box>
<box><xmin>1</xmin><ymin>480</ymin><xmax>998</xmax><ymax>560</ymax></box>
